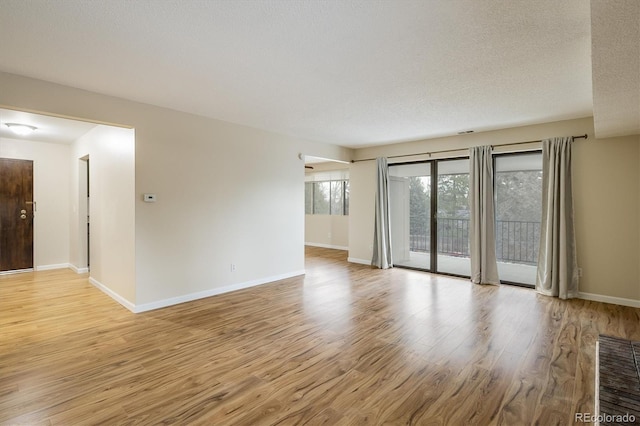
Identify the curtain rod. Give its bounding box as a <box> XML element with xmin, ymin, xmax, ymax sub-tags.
<box><xmin>350</xmin><ymin>133</ymin><xmax>588</xmax><ymax>163</ymax></box>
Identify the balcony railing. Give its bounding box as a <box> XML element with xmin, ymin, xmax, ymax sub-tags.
<box><xmin>408</xmin><ymin>218</ymin><xmax>540</xmax><ymax>265</ymax></box>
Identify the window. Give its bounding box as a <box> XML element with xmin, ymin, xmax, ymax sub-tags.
<box><xmin>305</xmin><ymin>182</ymin><xmax>313</xmax><ymax>214</ymax></box>
<box><xmin>330</xmin><ymin>181</ymin><xmax>344</xmax><ymax>215</ymax></box>
<box><xmin>494</xmin><ymin>152</ymin><xmax>542</xmax><ymax>286</ymax></box>
<box><xmin>313</xmin><ymin>181</ymin><xmax>330</xmax><ymax>214</ymax></box>
<box><xmin>344</xmin><ymin>180</ymin><xmax>350</xmax><ymax>215</ymax></box>
<box><xmin>305</xmin><ymin>180</ymin><xmax>349</xmax><ymax>215</ymax></box>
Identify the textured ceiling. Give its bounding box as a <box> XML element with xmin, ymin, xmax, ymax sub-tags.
<box><xmin>0</xmin><ymin>0</ymin><xmax>601</xmax><ymax>147</ymax></box>
<box><xmin>591</xmin><ymin>0</ymin><xmax>640</xmax><ymax>138</ymax></box>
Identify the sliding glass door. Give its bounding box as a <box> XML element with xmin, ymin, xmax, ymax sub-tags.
<box><xmin>389</xmin><ymin>159</ymin><xmax>470</xmax><ymax>277</ymax></box>
<box><xmin>389</xmin><ymin>152</ymin><xmax>542</xmax><ymax>285</ymax></box>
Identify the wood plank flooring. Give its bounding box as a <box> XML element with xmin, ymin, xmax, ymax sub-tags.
<box><xmin>1</xmin><ymin>246</ymin><xmax>639</xmax><ymax>425</ymax></box>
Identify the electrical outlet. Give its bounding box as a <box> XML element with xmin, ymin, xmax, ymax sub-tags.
<box><xmin>230</xmin><ymin>263</ymin><xmax>236</xmax><ymax>272</ymax></box>
<box><xmin>577</xmin><ymin>267</ymin><xmax>583</xmax><ymax>277</ymax></box>
<box><xmin>143</xmin><ymin>193</ymin><xmax>156</xmax><ymax>203</ymax></box>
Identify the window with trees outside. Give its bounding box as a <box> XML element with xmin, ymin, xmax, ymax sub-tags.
<box><xmin>305</xmin><ymin>180</ymin><xmax>349</xmax><ymax>215</ymax></box>
<box><xmin>494</xmin><ymin>152</ymin><xmax>542</xmax><ymax>286</ymax></box>
<box><xmin>388</xmin><ymin>153</ymin><xmax>542</xmax><ymax>286</ymax></box>
<box><xmin>436</xmin><ymin>159</ymin><xmax>471</xmax><ymax>276</ymax></box>
<box><xmin>388</xmin><ymin>159</ymin><xmax>471</xmax><ymax>277</ymax></box>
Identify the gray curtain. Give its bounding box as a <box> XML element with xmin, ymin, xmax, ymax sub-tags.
<box><xmin>469</xmin><ymin>146</ymin><xmax>500</xmax><ymax>285</ymax></box>
<box><xmin>372</xmin><ymin>157</ymin><xmax>393</xmax><ymax>269</ymax></box>
<box><xmin>536</xmin><ymin>137</ymin><xmax>578</xmax><ymax>299</ymax></box>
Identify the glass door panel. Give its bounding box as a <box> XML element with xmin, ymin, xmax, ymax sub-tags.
<box><xmin>436</xmin><ymin>159</ymin><xmax>470</xmax><ymax>276</ymax></box>
<box><xmin>389</xmin><ymin>163</ymin><xmax>431</xmax><ymax>270</ymax></box>
<box><xmin>494</xmin><ymin>153</ymin><xmax>542</xmax><ymax>286</ymax></box>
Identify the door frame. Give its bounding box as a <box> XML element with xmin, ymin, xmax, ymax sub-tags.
<box><xmin>78</xmin><ymin>156</ymin><xmax>90</xmax><ymax>272</ymax></box>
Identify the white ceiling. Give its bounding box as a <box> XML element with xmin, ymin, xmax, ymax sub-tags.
<box><xmin>591</xmin><ymin>0</ymin><xmax>640</xmax><ymax>139</ymax></box>
<box><xmin>0</xmin><ymin>108</ymin><xmax>97</xmax><ymax>144</ymax></box>
<box><xmin>0</xmin><ymin>0</ymin><xmax>636</xmax><ymax>148</ymax></box>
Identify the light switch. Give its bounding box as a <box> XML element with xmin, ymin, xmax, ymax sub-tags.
<box><xmin>143</xmin><ymin>193</ymin><xmax>156</xmax><ymax>203</ymax></box>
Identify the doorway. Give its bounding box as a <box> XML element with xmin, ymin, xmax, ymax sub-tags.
<box><xmin>0</xmin><ymin>158</ymin><xmax>34</xmax><ymax>272</ymax></box>
<box><xmin>304</xmin><ymin>156</ymin><xmax>350</xmax><ymax>250</ymax></box>
<box><xmin>389</xmin><ymin>158</ymin><xmax>471</xmax><ymax>278</ymax></box>
<box><xmin>79</xmin><ymin>156</ymin><xmax>90</xmax><ymax>270</ymax></box>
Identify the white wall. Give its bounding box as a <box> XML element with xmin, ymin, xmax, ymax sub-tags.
<box><xmin>572</xmin><ymin>132</ymin><xmax>640</xmax><ymax>304</ymax></box>
<box><xmin>70</xmin><ymin>125</ymin><xmax>136</xmax><ymax>304</ymax></box>
<box><xmin>0</xmin><ymin>71</ymin><xmax>352</xmax><ymax>311</ymax></box>
<box><xmin>0</xmin><ymin>137</ymin><xmax>70</xmax><ymax>269</ymax></box>
<box><xmin>305</xmin><ymin>215</ymin><xmax>349</xmax><ymax>249</ymax></box>
<box><xmin>348</xmin><ymin>160</ymin><xmax>376</xmax><ymax>264</ymax></box>
<box><xmin>133</xmin><ymin>117</ymin><xmax>308</xmax><ymax>307</ymax></box>
<box><xmin>349</xmin><ymin>117</ymin><xmax>640</xmax><ymax>305</ymax></box>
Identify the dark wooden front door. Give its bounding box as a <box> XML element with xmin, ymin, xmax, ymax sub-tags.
<box><xmin>0</xmin><ymin>158</ymin><xmax>34</xmax><ymax>272</ymax></box>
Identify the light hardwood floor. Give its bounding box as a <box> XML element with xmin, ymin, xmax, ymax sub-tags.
<box><xmin>1</xmin><ymin>247</ymin><xmax>639</xmax><ymax>425</ymax></box>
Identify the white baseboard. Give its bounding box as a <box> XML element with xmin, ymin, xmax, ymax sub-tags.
<box><xmin>69</xmin><ymin>264</ymin><xmax>90</xmax><ymax>274</ymax></box>
<box><xmin>0</xmin><ymin>268</ymin><xmax>33</xmax><ymax>275</ymax></box>
<box><xmin>348</xmin><ymin>257</ymin><xmax>371</xmax><ymax>266</ymax></box>
<box><xmin>134</xmin><ymin>270</ymin><xmax>306</xmax><ymax>313</ymax></box>
<box><xmin>85</xmin><ymin>270</ymin><xmax>308</xmax><ymax>314</ymax></box>
<box><xmin>89</xmin><ymin>277</ymin><xmax>136</xmax><ymax>312</ymax></box>
<box><xmin>305</xmin><ymin>242</ymin><xmax>349</xmax><ymax>250</ymax></box>
<box><xmin>27</xmin><ymin>263</ymin><xmax>87</xmax><ymax>273</ymax></box>
<box><xmin>36</xmin><ymin>263</ymin><xmax>70</xmax><ymax>271</ymax></box>
<box><xmin>578</xmin><ymin>292</ymin><xmax>640</xmax><ymax>308</ymax></box>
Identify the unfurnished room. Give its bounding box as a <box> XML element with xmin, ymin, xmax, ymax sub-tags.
<box><xmin>0</xmin><ymin>0</ymin><xmax>639</xmax><ymax>424</ymax></box>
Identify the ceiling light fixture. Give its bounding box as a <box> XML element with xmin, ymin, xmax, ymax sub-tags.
<box><xmin>5</xmin><ymin>123</ymin><xmax>38</xmax><ymax>136</ymax></box>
